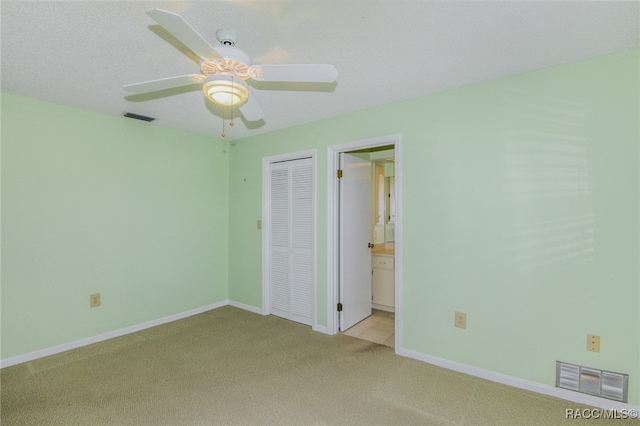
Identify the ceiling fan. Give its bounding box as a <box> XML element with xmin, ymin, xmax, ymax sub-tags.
<box><xmin>123</xmin><ymin>9</ymin><xmax>338</xmax><ymax>123</ymax></box>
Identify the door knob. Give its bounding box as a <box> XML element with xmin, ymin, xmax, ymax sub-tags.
<box><xmin>368</xmin><ymin>243</ymin><xmax>374</xmax><ymax>248</ymax></box>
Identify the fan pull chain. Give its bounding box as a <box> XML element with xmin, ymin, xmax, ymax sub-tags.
<box><xmin>230</xmin><ymin>78</ymin><xmax>235</xmax><ymax>127</ymax></box>
<box><xmin>221</xmin><ymin>104</ymin><xmax>226</xmax><ymax>138</ymax></box>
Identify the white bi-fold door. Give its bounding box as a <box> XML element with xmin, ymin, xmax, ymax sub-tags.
<box><xmin>268</xmin><ymin>157</ymin><xmax>314</xmax><ymax>326</ymax></box>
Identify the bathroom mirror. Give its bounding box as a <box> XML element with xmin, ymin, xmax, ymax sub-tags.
<box><xmin>350</xmin><ymin>145</ymin><xmax>393</xmax><ymax>245</ymax></box>
<box><xmin>384</xmin><ymin>176</ymin><xmax>395</xmax><ymax>242</ymax></box>
<box><xmin>373</xmin><ymin>162</ymin><xmax>395</xmax><ymax>243</ymax></box>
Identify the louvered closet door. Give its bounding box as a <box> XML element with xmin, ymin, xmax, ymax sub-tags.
<box><xmin>269</xmin><ymin>158</ymin><xmax>314</xmax><ymax>326</ymax></box>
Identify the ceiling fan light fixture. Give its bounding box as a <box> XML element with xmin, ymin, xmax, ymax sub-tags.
<box><xmin>203</xmin><ymin>75</ymin><xmax>248</xmax><ymax>106</ymax></box>
<box><xmin>124</xmin><ymin>9</ymin><xmax>337</xmax><ymax>126</ymax></box>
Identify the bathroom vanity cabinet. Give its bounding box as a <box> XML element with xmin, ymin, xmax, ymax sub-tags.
<box><xmin>372</xmin><ymin>253</ymin><xmax>395</xmax><ymax>312</ymax></box>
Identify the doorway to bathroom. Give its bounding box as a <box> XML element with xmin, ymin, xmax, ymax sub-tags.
<box><xmin>327</xmin><ymin>134</ymin><xmax>401</xmax><ymax>351</ymax></box>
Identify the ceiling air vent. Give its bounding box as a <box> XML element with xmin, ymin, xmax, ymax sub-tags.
<box><xmin>123</xmin><ymin>112</ymin><xmax>155</xmax><ymax>122</ymax></box>
<box><xmin>556</xmin><ymin>361</ymin><xmax>628</xmax><ymax>402</ymax></box>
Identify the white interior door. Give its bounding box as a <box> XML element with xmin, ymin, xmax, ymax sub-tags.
<box><xmin>339</xmin><ymin>153</ymin><xmax>372</xmax><ymax>330</ymax></box>
<box><xmin>269</xmin><ymin>158</ymin><xmax>314</xmax><ymax>326</ymax></box>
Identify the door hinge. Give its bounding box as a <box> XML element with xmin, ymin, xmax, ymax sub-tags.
<box><xmin>337</xmin><ymin>302</ymin><xmax>343</xmax><ymax>312</ymax></box>
<box><xmin>337</xmin><ymin>169</ymin><xmax>343</xmax><ymax>179</ymax></box>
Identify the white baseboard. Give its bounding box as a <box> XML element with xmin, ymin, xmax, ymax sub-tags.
<box><xmin>1</xmin><ymin>302</ymin><xmax>227</xmax><ymax>368</ymax></box>
<box><xmin>398</xmin><ymin>348</ymin><xmax>639</xmax><ymax>413</ymax></box>
<box><xmin>1</xmin><ymin>300</ymin><xmax>271</xmax><ymax>369</ymax></box>
<box><xmin>228</xmin><ymin>300</ymin><xmax>329</xmax><ymax>334</ymax></box>
<box><xmin>313</xmin><ymin>324</ymin><xmax>330</xmax><ymax>334</ymax></box>
<box><xmin>371</xmin><ymin>303</ymin><xmax>395</xmax><ymax>313</ymax></box>
<box><xmin>227</xmin><ymin>300</ymin><xmax>264</xmax><ymax>315</ymax></box>
<box><xmin>6</xmin><ymin>304</ymin><xmax>636</xmax><ymax>412</ymax></box>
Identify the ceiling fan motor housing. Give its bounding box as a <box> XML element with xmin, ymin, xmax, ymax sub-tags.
<box><xmin>213</xmin><ymin>45</ymin><xmax>253</xmax><ymax>65</ymax></box>
<box><xmin>216</xmin><ymin>28</ymin><xmax>239</xmax><ymax>46</ymax></box>
<box><xmin>200</xmin><ymin>45</ymin><xmax>255</xmax><ymax>79</ymax></box>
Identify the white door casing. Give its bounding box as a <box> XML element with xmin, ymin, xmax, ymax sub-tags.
<box><xmin>327</xmin><ymin>135</ymin><xmax>402</xmax><ymax>350</ymax></box>
<box><xmin>262</xmin><ymin>151</ymin><xmax>316</xmax><ymax>327</ymax></box>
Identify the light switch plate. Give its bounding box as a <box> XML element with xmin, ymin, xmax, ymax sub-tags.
<box><xmin>90</xmin><ymin>293</ymin><xmax>101</xmax><ymax>308</ymax></box>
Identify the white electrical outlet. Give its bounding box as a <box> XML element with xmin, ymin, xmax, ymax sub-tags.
<box><xmin>455</xmin><ymin>311</ymin><xmax>467</xmax><ymax>329</ymax></box>
<box><xmin>587</xmin><ymin>334</ymin><xmax>600</xmax><ymax>352</ymax></box>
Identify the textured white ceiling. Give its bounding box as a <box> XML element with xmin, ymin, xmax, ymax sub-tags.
<box><xmin>2</xmin><ymin>1</ymin><xmax>639</xmax><ymax>141</ymax></box>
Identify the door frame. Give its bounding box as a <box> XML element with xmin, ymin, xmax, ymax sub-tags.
<box><xmin>327</xmin><ymin>134</ymin><xmax>402</xmax><ymax>350</ymax></box>
<box><xmin>262</xmin><ymin>149</ymin><xmax>317</xmax><ymax>326</ymax></box>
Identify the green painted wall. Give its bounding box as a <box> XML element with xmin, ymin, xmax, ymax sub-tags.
<box><xmin>228</xmin><ymin>48</ymin><xmax>639</xmax><ymax>404</ymax></box>
<box><xmin>1</xmin><ymin>93</ymin><xmax>230</xmax><ymax>359</ymax></box>
<box><xmin>2</xmin><ymin>48</ymin><xmax>638</xmax><ymax>405</ymax></box>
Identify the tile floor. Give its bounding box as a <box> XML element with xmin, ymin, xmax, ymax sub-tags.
<box><xmin>343</xmin><ymin>309</ymin><xmax>395</xmax><ymax>348</ymax></box>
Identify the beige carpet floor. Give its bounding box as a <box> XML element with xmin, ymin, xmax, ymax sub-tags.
<box><xmin>1</xmin><ymin>306</ymin><xmax>634</xmax><ymax>425</ymax></box>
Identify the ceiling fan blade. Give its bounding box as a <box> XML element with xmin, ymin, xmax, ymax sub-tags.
<box><xmin>239</xmin><ymin>94</ymin><xmax>264</xmax><ymax>122</ymax></box>
<box><xmin>123</xmin><ymin>74</ymin><xmax>204</xmax><ymax>93</ymax></box>
<box><xmin>249</xmin><ymin>64</ymin><xmax>338</xmax><ymax>83</ymax></box>
<box><xmin>146</xmin><ymin>9</ymin><xmax>220</xmax><ymax>60</ymax></box>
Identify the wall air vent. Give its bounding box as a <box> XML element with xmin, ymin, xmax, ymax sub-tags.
<box><xmin>556</xmin><ymin>361</ymin><xmax>628</xmax><ymax>403</ymax></box>
<box><xmin>123</xmin><ymin>112</ymin><xmax>156</xmax><ymax>122</ymax></box>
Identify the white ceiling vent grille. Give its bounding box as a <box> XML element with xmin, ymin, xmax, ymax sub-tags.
<box><xmin>556</xmin><ymin>361</ymin><xmax>628</xmax><ymax>403</ymax></box>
